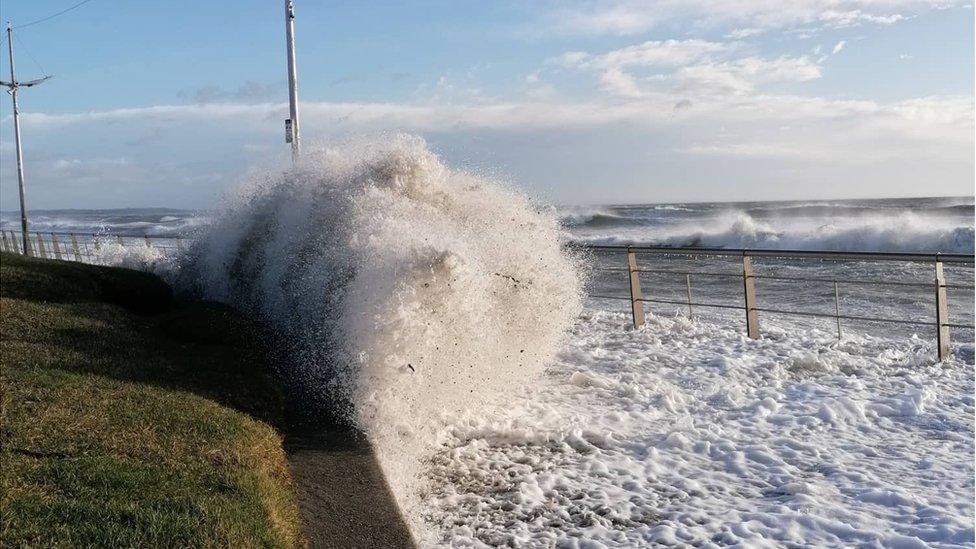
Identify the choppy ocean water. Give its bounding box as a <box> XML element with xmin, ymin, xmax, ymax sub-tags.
<box><xmin>6</xmin><ymin>197</ymin><xmax>971</xmax><ymax>343</ymax></box>
<box><xmin>4</xmin><ymin>196</ymin><xmax>974</xmax><ymax>254</ymax></box>
<box><xmin>560</xmin><ymin>196</ymin><xmax>974</xmax><ymax>254</ymax></box>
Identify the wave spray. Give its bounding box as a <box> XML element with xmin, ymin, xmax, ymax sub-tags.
<box><xmin>177</xmin><ymin>136</ymin><xmax>583</xmax><ymax>538</ymax></box>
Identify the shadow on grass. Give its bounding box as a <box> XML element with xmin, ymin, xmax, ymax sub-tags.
<box><xmin>0</xmin><ymin>252</ymin><xmax>173</xmax><ymax>314</ymax></box>
<box><xmin>2</xmin><ymin>252</ymin><xmax>415</xmax><ymax>547</ymax></box>
<box><xmin>16</xmin><ymin>306</ymin><xmax>283</xmax><ymax>428</ymax></box>
<box><xmin>1</xmin><ymin>253</ymin><xmax>282</xmax><ymax>427</ymax></box>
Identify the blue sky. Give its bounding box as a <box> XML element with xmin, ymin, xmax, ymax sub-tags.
<box><xmin>0</xmin><ymin>0</ymin><xmax>973</xmax><ymax>208</ymax></box>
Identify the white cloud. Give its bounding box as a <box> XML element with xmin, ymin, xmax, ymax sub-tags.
<box><xmin>9</xmin><ymin>94</ymin><xmax>971</xmax><ymax>151</ymax></box>
<box><xmin>832</xmin><ymin>40</ymin><xmax>847</xmax><ymax>54</ymax></box>
<box><xmin>52</xmin><ymin>157</ymin><xmax>130</xmax><ymax>173</ymax></box>
<box><xmin>544</xmin><ymin>0</ymin><xmax>957</xmax><ymax>36</ymax></box>
<box><xmin>557</xmin><ymin>39</ymin><xmax>823</xmax><ymax>98</ymax></box>
<box><xmin>818</xmin><ymin>9</ymin><xmax>905</xmax><ymax>27</ymax></box>
<box><xmin>555</xmin><ymin>40</ymin><xmax>728</xmax><ymax>71</ymax></box>
<box><xmin>677</xmin><ymin>56</ymin><xmax>822</xmax><ymax>94</ymax></box>
<box><xmin>552</xmin><ymin>51</ymin><xmax>592</xmax><ymax>67</ymax></box>
<box><xmin>727</xmin><ymin>28</ymin><xmax>764</xmax><ymax>39</ymax></box>
<box><xmin>524</xmin><ymin>71</ymin><xmax>559</xmax><ymax>100</ymax></box>
<box><xmin>556</xmin><ymin>39</ymin><xmax>739</xmax><ymax>98</ymax></box>
<box><xmin>554</xmin><ymin>3</ymin><xmax>662</xmax><ymax>35</ymax></box>
<box><xmin>591</xmin><ymin>39</ymin><xmax>729</xmax><ymax>69</ymax></box>
<box><xmin>414</xmin><ymin>73</ymin><xmax>497</xmax><ymax>105</ymax></box>
<box><xmin>16</xmin><ymin>103</ymin><xmax>278</xmax><ymax>127</ymax></box>
<box><xmin>597</xmin><ymin>67</ymin><xmax>644</xmax><ymax>98</ymax></box>
<box><xmin>3</xmin><ymin>93</ymin><xmax>971</xmax><ymax>206</ymax></box>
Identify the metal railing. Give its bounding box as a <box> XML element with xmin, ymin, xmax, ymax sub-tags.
<box><xmin>3</xmin><ymin>231</ymin><xmax>973</xmax><ymax>360</ymax></box>
<box><xmin>0</xmin><ymin>230</ymin><xmax>185</xmax><ymax>263</ymax></box>
<box><xmin>582</xmin><ymin>245</ymin><xmax>975</xmax><ymax>361</ymax></box>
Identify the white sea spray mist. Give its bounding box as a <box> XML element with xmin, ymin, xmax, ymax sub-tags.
<box><xmin>175</xmin><ymin>135</ymin><xmax>584</xmax><ymax>539</ymax></box>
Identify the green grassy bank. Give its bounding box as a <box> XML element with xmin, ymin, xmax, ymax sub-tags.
<box><xmin>0</xmin><ymin>252</ymin><xmax>302</xmax><ymax>547</ymax></box>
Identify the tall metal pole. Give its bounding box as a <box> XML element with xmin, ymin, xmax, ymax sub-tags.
<box><xmin>285</xmin><ymin>0</ymin><xmax>300</xmax><ymax>162</ymax></box>
<box><xmin>6</xmin><ymin>24</ymin><xmax>29</xmax><ymax>255</ymax></box>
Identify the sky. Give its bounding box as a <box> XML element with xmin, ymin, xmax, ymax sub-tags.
<box><xmin>0</xmin><ymin>0</ymin><xmax>973</xmax><ymax>209</ymax></box>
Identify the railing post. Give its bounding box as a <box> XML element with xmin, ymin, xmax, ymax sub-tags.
<box><xmin>11</xmin><ymin>231</ymin><xmax>22</xmax><ymax>254</ymax></box>
<box><xmin>935</xmin><ymin>259</ymin><xmax>950</xmax><ymax>361</ymax></box>
<box><xmin>0</xmin><ymin>231</ymin><xmax>8</xmax><ymax>253</ymax></box>
<box><xmin>627</xmin><ymin>249</ymin><xmax>645</xmax><ymax>328</ymax></box>
<box><xmin>35</xmin><ymin>233</ymin><xmax>47</xmax><ymax>259</ymax></box>
<box><xmin>742</xmin><ymin>253</ymin><xmax>760</xmax><ymax>339</ymax></box>
<box><xmin>50</xmin><ymin>233</ymin><xmax>62</xmax><ymax>260</ymax></box>
<box><xmin>24</xmin><ymin>232</ymin><xmax>33</xmax><ymax>256</ymax></box>
<box><xmin>833</xmin><ymin>280</ymin><xmax>842</xmax><ymax>339</ymax></box>
<box><xmin>685</xmin><ymin>274</ymin><xmax>694</xmax><ymax>318</ymax></box>
<box><xmin>70</xmin><ymin>233</ymin><xmax>82</xmax><ymax>262</ymax></box>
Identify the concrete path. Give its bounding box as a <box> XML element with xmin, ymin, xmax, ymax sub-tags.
<box><xmin>285</xmin><ymin>430</ymin><xmax>415</xmax><ymax>549</ymax></box>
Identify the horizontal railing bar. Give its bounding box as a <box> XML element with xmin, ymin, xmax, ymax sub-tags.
<box><xmin>637</xmin><ymin>268</ymin><xmax>743</xmax><ymax>278</ymax></box>
<box><xmin>589</xmin><ymin>294</ymin><xmax>633</xmax><ymax>301</ymax></box>
<box><xmin>578</xmin><ymin>244</ymin><xmax>975</xmax><ymax>264</ymax></box>
<box><xmin>637</xmin><ymin>297</ymin><xmax>744</xmax><ymax>310</ymax></box>
<box><xmin>751</xmin><ymin>274</ymin><xmax>931</xmax><ymax>288</ymax></box>
<box><xmin>592</xmin><ymin>294</ymin><xmax>746</xmax><ymax>312</ymax></box>
<box><xmin>3</xmin><ymin>234</ymin><xmax>184</xmax><ymax>243</ymax></box>
<box><xmin>599</xmin><ymin>267</ymin><xmax>743</xmax><ymax>278</ymax></box>
<box><xmin>4</xmin><ymin>233</ymin><xmax>187</xmax><ymax>244</ymax></box>
<box><xmin>753</xmin><ymin>307</ymin><xmax>936</xmax><ymax>326</ymax></box>
<box><xmin>589</xmin><ymin>293</ymin><xmax>956</xmax><ymax>329</ymax></box>
<box><xmin>4</xmin><ymin>231</ymin><xmax>187</xmax><ymax>238</ymax></box>
<box><xmin>598</xmin><ymin>268</ymin><xmax>974</xmax><ymax>289</ymax></box>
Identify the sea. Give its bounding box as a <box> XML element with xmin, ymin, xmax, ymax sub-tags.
<box><xmin>5</xmin><ymin>197</ymin><xmax>972</xmax><ymax>343</ymax></box>
<box><xmin>4</xmin><ymin>196</ymin><xmax>974</xmax><ymax>254</ymax></box>
<box><xmin>2</xmin><ymin>147</ymin><xmax>973</xmax><ymax>547</ymax></box>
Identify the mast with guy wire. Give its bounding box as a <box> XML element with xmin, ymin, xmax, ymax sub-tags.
<box><xmin>1</xmin><ymin>22</ymin><xmax>51</xmax><ymax>256</ymax></box>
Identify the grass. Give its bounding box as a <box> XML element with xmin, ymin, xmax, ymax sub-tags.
<box><xmin>0</xmin><ymin>252</ymin><xmax>302</xmax><ymax>547</ymax></box>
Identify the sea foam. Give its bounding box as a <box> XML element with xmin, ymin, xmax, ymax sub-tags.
<box><xmin>175</xmin><ymin>135</ymin><xmax>584</xmax><ymax>538</ymax></box>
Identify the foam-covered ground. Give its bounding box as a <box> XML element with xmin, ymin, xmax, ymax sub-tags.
<box><xmin>422</xmin><ymin>305</ymin><xmax>975</xmax><ymax>547</ymax></box>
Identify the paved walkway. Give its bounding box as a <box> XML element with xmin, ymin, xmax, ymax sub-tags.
<box><xmin>285</xmin><ymin>430</ymin><xmax>415</xmax><ymax>549</ymax></box>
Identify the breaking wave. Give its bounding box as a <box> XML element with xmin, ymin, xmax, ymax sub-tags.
<box><xmin>557</xmin><ymin>206</ymin><xmax>634</xmax><ymax>228</ymax></box>
<box><xmin>175</xmin><ymin>136</ymin><xmax>583</xmax><ymax>539</ymax></box>
<box><xmin>573</xmin><ymin>210</ymin><xmax>975</xmax><ymax>253</ymax></box>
